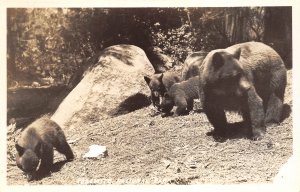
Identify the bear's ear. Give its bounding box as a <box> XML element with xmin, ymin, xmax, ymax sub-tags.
<box><xmin>158</xmin><ymin>73</ymin><xmax>164</xmax><ymax>82</ymax></box>
<box><xmin>232</xmin><ymin>47</ymin><xmax>241</xmax><ymax>60</ymax></box>
<box><xmin>15</xmin><ymin>143</ymin><xmax>24</xmax><ymax>155</ymax></box>
<box><xmin>144</xmin><ymin>76</ymin><xmax>151</xmax><ymax>85</ymax></box>
<box><xmin>212</xmin><ymin>52</ymin><xmax>224</xmax><ymax>69</ymax></box>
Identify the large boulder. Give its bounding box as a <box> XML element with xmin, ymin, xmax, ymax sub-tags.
<box><xmin>51</xmin><ymin>45</ymin><xmax>154</xmax><ymax>129</ymax></box>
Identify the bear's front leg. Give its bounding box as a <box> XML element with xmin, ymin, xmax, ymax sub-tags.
<box><xmin>187</xmin><ymin>99</ymin><xmax>194</xmax><ymax>112</ymax></box>
<box><xmin>174</xmin><ymin>98</ymin><xmax>189</xmax><ymax>116</ymax></box>
<box><xmin>204</xmin><ymin>101</ymin><xmax>227</xmax><ymax>138</ymax></box>
<box><xmin>246</xmin><ymin>87</ymin><xmax>266</xmax><ymax>140</ymax></box>
<box><xmin>151</xmin><ymin>92</ymin><xmax>160</xmax><ymax>109</ymax></box>
<box><xmin>55</xmin><ymin>135</ymin><xmax>74</xmax><ymax>161</ymax></box>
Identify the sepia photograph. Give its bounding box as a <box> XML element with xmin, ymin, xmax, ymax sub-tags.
<box><xmin>2</xmin><ymin>1</ymin><xmax>299</xmax><ymax>191</ymax></box>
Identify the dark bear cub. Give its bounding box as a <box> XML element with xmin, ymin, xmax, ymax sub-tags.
<box><xmin>201</xmin><ymin>42</ymin><xmax>287</xmax><ymax>140</ymax></box>
<box><xmin>160</xmin><ymin>76</ymin><xmax>200</xmax><ymax>116</ymax></box>
<box><xmin>144</xmin><ymin>71</ymin><xmax>181</xmax><ymax>110</ymax></box>
<box><xmin>15</xmin><ymin>117</ymin><xmax>74</xmax><ymax>181</ymax></box>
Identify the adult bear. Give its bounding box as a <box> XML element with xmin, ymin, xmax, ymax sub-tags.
<box><xmin>181</xmin><ymin>51</ymin><xmax>207</xmax><ymax>80</ymax></box>
<box><xmin>201</xmin><ymin>41</ymin><xmax>287</xmax><ymax>140</ymax></box>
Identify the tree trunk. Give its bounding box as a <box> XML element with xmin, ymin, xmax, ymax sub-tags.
<box><xmin>225</xmin><ymin>8</ymin><xmax>249</xmax><ymax>44</ymax></box>
<box><xmin>7</xmin><ymin>9</ymin><xmax>17</xmax><ymax>85</ymax></box>
<box><xmin>264</xmin><ymin>7</ymin><xmax>292</xmax><ymax>69</ymax></box>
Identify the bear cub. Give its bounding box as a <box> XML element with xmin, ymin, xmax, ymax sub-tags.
<box><xmin>144</xmin><ymin>71</ymin><xmax>181</xmax><ymax>110</ymax></box>
<box><xmin>159</xmin><ymin>51</ymin><xmax>206</xmax><ymax>116</ymax></box>
<box><xmin>15</xmin><ymin>117</ymin><xmax>74</xmax><ymax>181</ymax></box>
<box><xmin>160</xmin><ymin>76</ymin><xmax>200</xmax><ymax>116</ymax></box>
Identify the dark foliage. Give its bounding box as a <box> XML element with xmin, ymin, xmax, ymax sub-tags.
<box><xmin>7</xmin><ymin>7</ymin><xmax>292</xmax><ymax>88</ymax></box>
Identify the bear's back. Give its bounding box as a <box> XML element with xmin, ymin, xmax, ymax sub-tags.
<box><xmin>18</xmin><ymin>118</ymin><xmax>63</xmax><ymax>149</ymax></box>
<box><xmin>171</xmin><ymin>76</ymin><xmax>199</xmax><ymax>100</ymax></box>
<box><xmin>226</xmin><ymin>42</ymin><xmax>285</xmax><ymax>71</ymax></box>
<box><xmin>182</xmin><ymin>51</ymin><xmax>207</xmax><ymax>80</ymax></box>
<box><xmin>162</xmin><ymin>71</ymin><xmax>181</xmax><ymax>91</ymax></box>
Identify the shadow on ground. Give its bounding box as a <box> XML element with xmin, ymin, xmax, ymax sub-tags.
<box><xmin>109</xmin><ymin>93</ymin><xmax>151</xmax><ymax>116</ymax></box>
<box><xmin>33</xmin><ymin>160</ymin><xmax>70</xmax><ymax>181</ymax></box>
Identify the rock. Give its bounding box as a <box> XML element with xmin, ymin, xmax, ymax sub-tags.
<box><xmin>83</xmin><ymin>145</ymin><xmax>108</xmax><ymax>159</ymax></box>
<box><xmin>161</xmin><ymin>159</ymin><xmax>171</xmax><ymax>169</ymax></box>
<box><xmin>40</xmin><ymin>76</ymin><xmax>54</xmax><ymax>85</ymax></box>
<box><xmin>31</xmin><ymin>81</ymin><xmax>41</xmax><ymax>87</ymax></box>
<box><xmin>51</xmin><ymin>45</ymin><xmax>154</xmax><ymax>128</ymax></box>
<box><xmin>67</xmin><ymin>139</ymin><xmax>78</xmax><ymax>144</ymax></box>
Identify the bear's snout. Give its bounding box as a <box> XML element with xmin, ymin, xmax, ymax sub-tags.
<box><xmin>236</xmin><ymin>77</ymin><xmax>251</xmax><ymax>96</ymax></box>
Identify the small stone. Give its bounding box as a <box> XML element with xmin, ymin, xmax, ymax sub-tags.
<box><xmin>83</xmin><ymin>145</ymin><xmax>108</xmax><ymax>159</ymax></box>
<box><xmin>204</xmin><ymin>163</ymin><xmax>210</xmax><ymax>168</ymax></box>
<box><xmin>267</xmin><ymin>142</ymin><xmax>273</xmax><ymax>149</ymax></box>
<box><xmin>161</xmin><ymin>159</ymin><xmax>171</xmax><ymax>169</ymax></box>
<box><xmin>68</xmin><ymin>139</ymin><xmax>78</xmax><ymax>144</ymax></box>
<box><xmin>189</xmin><ymin>164</ymin><xmax>197</xmax><ymax>169</ymax></box>
<box><xmin>149</xmin><ymin>121</ymin><xmax>155</xmax><ymax>126</ymax></box>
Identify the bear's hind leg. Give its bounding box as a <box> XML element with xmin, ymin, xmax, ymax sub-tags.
<box><xmin>55</xmin><ymin>133</ymin><xmax>74</xmax><ymax>161</ymax></box>
<box><xmin>174</xmin><ymin>98</ymin><xmax>189</xmax><ymax>116</ymax></box>
<box><xmin>265</xmin><ymin>92</ymin><xmax>284</xmax><ymax>126</ymax></box>
<box><xmin>265</xmin><ymin>68</ymin><xmax>286</xmax><ymax>125</ymax></box>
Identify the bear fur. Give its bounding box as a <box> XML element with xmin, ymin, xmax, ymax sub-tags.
<box><xmin>200</xmin><ymin>41</ymin><xmax>287</xmax><ymax>140</ymax></box>
<box><xmin>159</xmin><ymin>51</ymin><xmax>206</xmax><ymax>116</ymax></box>
<box><xmin>15</xmin><ymin>117</ymin><xmax>74</xmax><ymax>180</ymax></box>
<box><xmin>161</xmin><ymin>76</ymin><xmax>200</xmax><ymax>116</ymax></box>
<box><xmin>144</xmin><ymin>71</ymin><xmax>181</xmax><ymax>109</ymax></box>
<box><xmin>181</xmin><ymin>51</ymin><xmax>207</xmax><ymax>80</ymax></box>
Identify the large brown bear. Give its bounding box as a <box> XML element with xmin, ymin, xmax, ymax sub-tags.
<box><xmin>144</xmin><ymin>71</ymin><xmax>181</xmax><ymax>110</ymax></box>
<box><xmin>15</xmin><ymin>117</ymin><xmax>74</xmax><ymax>181</ymax></box>
<box><xmin>200</xmin><ymin>41</ymin><xmax>287</xmax><ymax>140</ymax></box>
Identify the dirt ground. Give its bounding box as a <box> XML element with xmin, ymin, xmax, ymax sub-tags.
<box><xmin>6</xmin><ymin>70</ymin><xmax>293</xmax><ymax>185</ymax></box>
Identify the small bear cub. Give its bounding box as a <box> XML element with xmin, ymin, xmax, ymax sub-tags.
<box><xmin>15</xmin><ymin>117</ymin><xmax>74</xmax><ymax>181</ymax></box>
<box><xmin>160</xmin><ymin>76</ymin><xmax>200</xmax><ymax>116</ymax></box>
<box><xmin>144</xmin><ymin>71</ymin><xmax>181</xmax><ymax>110</ymax></box>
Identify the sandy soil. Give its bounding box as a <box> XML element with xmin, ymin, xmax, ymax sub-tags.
<box><xmin>7</xmin><ymin>70</ymin><xmax>292</xmax><ymax>185</ymax></box>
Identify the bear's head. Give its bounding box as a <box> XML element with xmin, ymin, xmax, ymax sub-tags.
<box><xmin>202</xmin><ymin>48</ymin><xmax>251</xmax><ymax>97</ymax></box>
<box><xmin>15</xmin><ymin>143</ymin><xmax>41</xmax><ymax>179</ymax></box>
<box><xmin>144</xmin><ymin>73</ymin><xmax>166</xmax><ymax>108</ymax></box>
<box><xmin>160</xmin><ymin>92</ymin><xmax>175</xmax><ymax>113</ymax></box>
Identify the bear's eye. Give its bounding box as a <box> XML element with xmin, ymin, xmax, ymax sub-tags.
<box><xmin>222</xmin><ymin>72</ymin><xmax>241</xmax><ymax>81</ymax></box>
